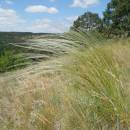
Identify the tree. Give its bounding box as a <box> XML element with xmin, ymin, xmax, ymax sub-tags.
<box><xmin>72</xmin><ymin>12</ymin><xmax>102</xmax><ymax>32</ymax></box>
<box><xmin>103</xmin><ymin>0</ymin><xmax>130</xmax><ymax>37</ymax></box>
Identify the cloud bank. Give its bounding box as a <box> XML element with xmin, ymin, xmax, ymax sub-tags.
<box><xmin>25</xmin><ymin>5</ymin><xmax>58</xmax><ymax>14</ymax></box>
<box><xmin>71</xmin><ymin>0</ymin><xmax>99</xmax><ymax>8</ymax></box>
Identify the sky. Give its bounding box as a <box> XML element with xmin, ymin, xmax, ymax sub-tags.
<box><xmin>0</xmin><ymin>0</ymin><xmax>110</xmax><ymax>33</ymax></box>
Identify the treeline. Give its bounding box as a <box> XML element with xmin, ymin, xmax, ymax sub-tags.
<box><xmin>0</xmin><ymin>32</ymin><xmax>59</xmax><ymax>72</ymax></box>
<box><xmin>72</xmin><ymin>0</ymin><xmax>130</xmax><ymax>38</ymax></box>
<box><xmin>0</xmin><ymin>32</ymin><xmax>57</xmax><ymax>54</ymax></box>
<box><xmin>0</xmin><ymin>32</ymin><xmax>33</xmax><ymax>54</ymax></box>
<box><xmin>0</xmin><ymin>32</ymin><xmax>33</xmax><ymax>72</ymax></box>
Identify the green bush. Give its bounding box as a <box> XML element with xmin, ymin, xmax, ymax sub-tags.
<box><xmin>0</xmin><ymin>51</ymin><xmax>29</xmax><ymax>72</ymax></box>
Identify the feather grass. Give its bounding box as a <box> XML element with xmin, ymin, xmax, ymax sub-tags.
<box><xmin>0</xmin><ymin>31</ymin><xmax>130</xmax><ymax>130</ymax></box>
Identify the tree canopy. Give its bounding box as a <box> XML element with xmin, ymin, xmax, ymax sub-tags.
<box><xmin>72</xmin><ymin>0</ymin><xmax>130</xmax><ymax>38</ymax></box>
<box><xmin>72</xmin><ymin>12</ymin><xmax>102</xmax><ymax>32</ymax></box>
<box><xmin>103</xmin><ymin>0</ymin><xmax>130</xmax><ymax>37</ymax></box>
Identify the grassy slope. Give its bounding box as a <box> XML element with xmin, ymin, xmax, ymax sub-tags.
<box><xmin>0</xmin><ymin>32</ymin><xmax>61</xmax><ymax>73</ymax></box>
<box><xmin>0</xmin><ymin>32</ymin><xmax>33</xmax><ymax>72</ymax></box>
<box><xmin>0</xmin><ymin>32</ymin><xmax>130</xmax><ymax>130</ymax></box>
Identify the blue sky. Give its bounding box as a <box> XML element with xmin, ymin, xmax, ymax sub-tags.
<box><xmin>0</xmin><ymin>0</ymin><xmax>110</xmax><ymax>33</ymax></box>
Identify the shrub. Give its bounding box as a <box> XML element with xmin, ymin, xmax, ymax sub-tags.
<box><xmin>0</xmin><ymin>51</ymin><xmax>29</xmax><ymax>72</ymax></box>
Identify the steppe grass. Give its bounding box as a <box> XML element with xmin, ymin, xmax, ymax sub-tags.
<box><xmin>0</xmin><ymin>32</ymin><xmax>130</xmax><ymax>130</ymax></box>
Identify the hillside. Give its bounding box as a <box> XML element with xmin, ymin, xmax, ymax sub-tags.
<box><xmin>0</xmin><ymin>32</ymin><xmax>130</xmax><ymax>129</ymax></box>
<box><xmin>0</xmin><ymin>0</ymin><xmax>130</xmax><ymax>129</ymax></box>
<box><xmin>0</xmin><ymin>32</ymin><xmax>62</xmax><ymax>72</ymax></box>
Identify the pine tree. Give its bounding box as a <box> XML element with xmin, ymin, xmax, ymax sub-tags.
<box><xmin>103</xmin><ymin>0</ymin><xmax>130</xmax><ymax>37</ymax></box>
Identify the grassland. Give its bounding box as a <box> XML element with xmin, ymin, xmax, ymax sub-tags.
<box><xmin>0</xmin><ymin>32</ymin><xmax>61</xmax><ymax>72</ymax></box>
<box><xmin>0</xmin><ymin>31</ymin><xmax>130</xmax><ymax>130</ymax></box>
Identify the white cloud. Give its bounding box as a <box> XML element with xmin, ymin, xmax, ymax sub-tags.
<box><xmin>27</xmin><ymin>18</ymin><xmax>68</xmax><ymax>33</ymax></box>
<box><xmin>71</xmin><ymin>0</ymin><xmax>99</xmax><ymax>8</ymax></box>
<box><xmin>49</xmin><ymin>0</ymin><xmax>55</xmax><ymax>2</ymax></box>
<box><xmin>65</xmin><ymin>16</ymin><xmax>78</xmax><ymax>27</ymax></box>
<box><xmin>28</xmin><ymin>19</ymin><xmax>51</xmax><ymax>32</ymax></box>
<box><xmin>0</xmin><ymin>8</ymin><xmax>68</xmax><ymax>33</ymax></box>
<box><xmin>5</xmin><ymin>0</ymin><xmax>13</xmax><ymax>4</ymax></box>
<box><xmin>66</xmin><ymin>16</ymin><xmax>78</xmax><ymax>22</ymax></box>
<box><xmin>0</xmin><ymin>8</ymin><xmax>25</xmax><ymax>31</ymax></box>
<box><xmin>25</xmin><ymin>5</ymin><xmax>58</xmax><ymax>14</ymax></box>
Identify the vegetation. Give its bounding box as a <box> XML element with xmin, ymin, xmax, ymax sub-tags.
<box><xmin>0</xmin><ymin>0</ymin><xmax>130</xmax><ymax>129</ymax></box>
<box><xmin>0</xmin><ymin>31</ymin><xmax>130</xmax><ymax>130</ymax></box>
<box><xmin>0</xmin><ymin>32</ymin><xmax>33</xmax><ymax>52</ymax></box>
<box><xmin>71</xmin><ymin>12</ymin><xmax>102</xmax><ymax>32</ymax></box>
<box><xmin>0</xmin><ymin>32</ymin><xmax>58</xmax><ymax>72</ymax></box>
<box><xmin>72</xmin><ymin>0</ymin><xmax>130</xmax><ymax>38</ymax></box>
<box><xmin>103</xmin><ymin>0</ymin><xmax>130</xmax><ymax>37</ymax></box>
<box><xmin>0</xmin><ymin>32</ymin><xmax>32</xmax><ymax>72</ymax></box>
<box><xmin>0</xmin><ymin>51</ymin><xmax>30</xmax><ymax>72</ymax></box>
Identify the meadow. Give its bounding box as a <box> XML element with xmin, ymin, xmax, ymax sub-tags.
<box><xmin>0</xmin><ymin>31</ymin><xmax>130</xmax><ymax>130</ymax></box>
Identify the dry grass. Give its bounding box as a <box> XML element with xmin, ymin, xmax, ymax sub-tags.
<box><xmin>0</xmin><ymin>32</ymin><xmax>130</xmax><ymax>130</ymax></box>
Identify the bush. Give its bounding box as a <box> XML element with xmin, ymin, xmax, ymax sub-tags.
<box><xmin>0</xmin><ymin>51</ymin><xmax>29</xmax><ymax>72</ymax></box>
